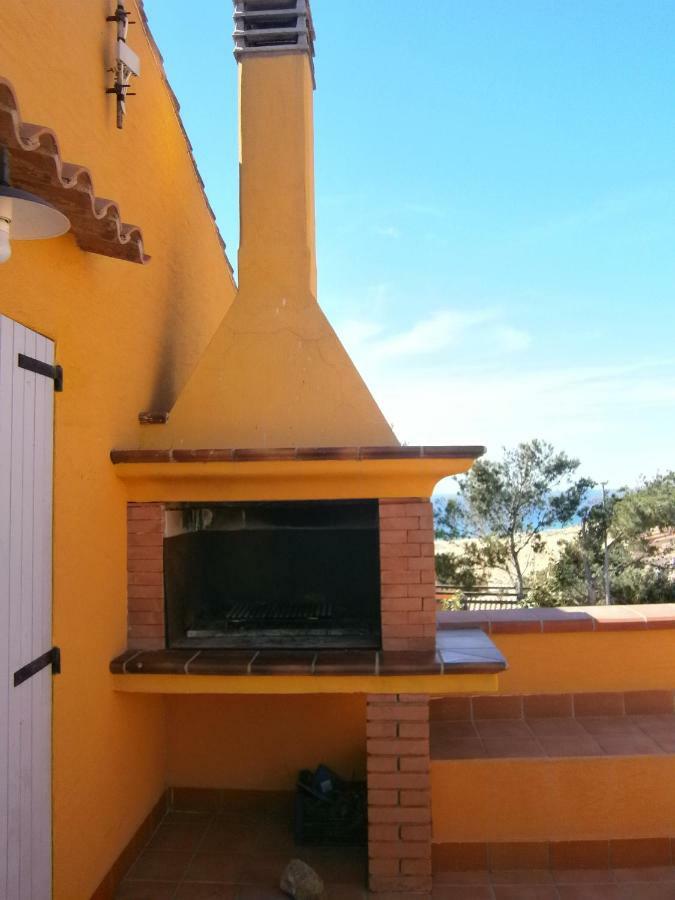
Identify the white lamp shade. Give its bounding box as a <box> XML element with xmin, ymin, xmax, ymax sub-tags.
<box><xmin>0</xmin><ymin>186</ymin><xmax>70</xmax><ymax>240</ymax></box>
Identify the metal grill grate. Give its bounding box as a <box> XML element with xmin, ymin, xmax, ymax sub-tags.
<box><xmin>222</xmin><ymin>600</ymin><xmax>333</xmax><ymax>623</ymax></box>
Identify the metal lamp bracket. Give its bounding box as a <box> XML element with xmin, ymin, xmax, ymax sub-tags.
<box><xmin>106</xmin><ymin>2</ymin><xmax>141</xmax><ymax>129</ymax></box>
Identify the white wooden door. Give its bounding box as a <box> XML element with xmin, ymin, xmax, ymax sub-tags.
<box><xmin>0</xmin><ymin>315</ymin><xmax>55</xmax><ymax>900</ymax></box>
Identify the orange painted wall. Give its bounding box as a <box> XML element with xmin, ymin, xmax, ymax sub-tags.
<box><xmin>489</xmin><ymin>630</ymin><xmax>675</xmax><ymax>695</ymax></box>
<box><xmin>432</xmin><ymin>756</ymin><xmax>675</xmax><ymax>843</ymax></box>
<box><xmin>0</xmin><ymin>2</ymin><xmax>237</xmax><ymax>897</ymax></box>
<box><xmin>166</xmin><ymin>694</ymin><xmax>367</xmax><ymax>791</ymax></box>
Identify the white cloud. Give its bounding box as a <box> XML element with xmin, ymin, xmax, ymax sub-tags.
<box><xmin>494</xmin><ymin>325</ymin><xmax>532</xmax><ymax>352</ymax></box>
<box><xmin>335</xmin><ymin>307</ymin><xmax>675</xmax><ymax>487</ymax></box>
<box><xmin>369</xmin><ymin>360</ymin><xmax>675</xmax><ymax>488</ymax></box>
<box><xmin>337</xmin><ymin>308</ymin><xmax>530</xmax><ymax>363</ymax></box>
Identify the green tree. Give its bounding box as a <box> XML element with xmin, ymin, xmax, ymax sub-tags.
<box><xmin>435</xmin><ymin>440</ymin><xmax>594</xmax><ymax>599</ymax></box>
<box><xmin>533</xmin><ymin>472</ymin><xmax>675</xmax><ymax>605</ymax></box>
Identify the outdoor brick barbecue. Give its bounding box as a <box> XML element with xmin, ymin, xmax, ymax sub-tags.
<box><xmin>126</xmin><ymin>493</ymin><xmax>439</xmax><ymax>654</ymax></box>
<box><xmin>107</xmin><ymin>2</ymin><xmax>501</xmax><ymax>894</ymax></box>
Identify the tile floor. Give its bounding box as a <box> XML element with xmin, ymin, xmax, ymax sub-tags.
<box><xmin>432</xmin><ymin>867</ymin><xmax>675</xmax><ymax>898</ymax></box>
<box><xmin>431</xmin><ymin>714</ymin><xmax>675</xmax><ymax>760</ymax></box>
<box><xmin>114</xmin><ymin>797</ymin><xmax>675</xmax><ymax>899</ymax></box>
<box><xmin>114</xmin><ymin>798</ymin><xmax>368</xmax><ymax>900</ymax></box>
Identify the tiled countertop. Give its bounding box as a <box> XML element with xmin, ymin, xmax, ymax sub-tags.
<box><xmin>110</xmin><ymin>628</ymin><xmax>506</xmax><ymax>677</ymax></box>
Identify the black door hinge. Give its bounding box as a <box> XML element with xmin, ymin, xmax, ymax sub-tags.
<box><xmin>17</xmin><ymin>353</ymin><xmax>63</xmax><ymax>391</ymax></box>
<box><xmin>14</xmin><ymin>647</ymin><xmax>61</xmax><ymax>687</ymax></box>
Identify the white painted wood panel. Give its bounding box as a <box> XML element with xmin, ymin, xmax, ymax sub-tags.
<box><xmin>0</xmin><ymin>315</ymin><xmax>54</xmax><ymax>900</ymax></box>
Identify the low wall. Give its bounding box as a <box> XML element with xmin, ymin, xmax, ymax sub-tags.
<box><xmin>438</xmin><ymin>604</ymin><xmax>675</xmax><ymax>694</ymax></box>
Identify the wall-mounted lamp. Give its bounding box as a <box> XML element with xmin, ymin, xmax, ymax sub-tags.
<box><xmin>0</xmin><ymin>147</ymin><xmax>71</xmax><ymax>263</ymax></box>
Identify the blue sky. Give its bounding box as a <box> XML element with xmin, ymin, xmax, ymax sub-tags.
<box><xmin>143</xmin><ymin>0</ymin><xmax>675</xmax><ymax>489</ymax></box>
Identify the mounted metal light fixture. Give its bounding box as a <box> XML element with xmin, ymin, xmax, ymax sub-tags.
<box><xmin>0</xmin><ymin>147</ymin><xmax>70</xmax><ymax>263</ymax></box>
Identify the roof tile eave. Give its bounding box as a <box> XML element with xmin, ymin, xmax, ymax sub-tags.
<box><xmin>0</xmin><ymin>76</ymin><xmax>147</xmax><ymax>265</ymax></box>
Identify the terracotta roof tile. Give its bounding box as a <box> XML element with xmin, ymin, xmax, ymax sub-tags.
<box><xmin>0</xmin><ymin>76</ymin><xmax>148</xmax><ymax>264</ymax></box>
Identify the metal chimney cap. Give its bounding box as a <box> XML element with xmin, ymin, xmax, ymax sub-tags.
<box><xmin>232</xmin><ymin>0</ymin><xmax>316</xmax><ymax>84</ymax></box>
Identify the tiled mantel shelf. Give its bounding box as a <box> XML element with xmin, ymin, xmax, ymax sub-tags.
<box><xmin>110</xmin><ymin>629</ymin><xmax>506</xmax><ymax>695</ymax></box>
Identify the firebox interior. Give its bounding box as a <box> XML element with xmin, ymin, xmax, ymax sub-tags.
<box><xmin>164</xmin><ymin>500</ymin><xmax>381</xmax><ymax>649</ymax></box>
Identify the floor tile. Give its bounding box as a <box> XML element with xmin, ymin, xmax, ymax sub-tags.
<box><xmin>324</xmin><ymin>885</ymin><xmax>368</xmax><ymax>900</ymax></box>
<box><xmin>431</xmin><ymin>737</ymin><xmax>487</xmax><ymax>759</ymax></box>
<box><xmin>234</xmin><ymin>887</ymin><xmax>288</xmax><ymax>900</ymax></box>
<box><xmin>490</xmin><ymin>869</ymin><xmax>554</xmax><ymax>884</ymax></box>
<box><xmin>185</xmin><ymin>853</ymin><xmax>245</xmax><ymax>884</ymax></box>
<box><xmin>125</xmin><ymin>849</ymin><xmax>192</xmax><ymax>882</ymax></box>
<box><xmin>236</xmin><ymin>856</ymin><xmax>293</xmax><ymax>886</ymax></box>
<box><xmin>539</xmin><ymin>738</ymin><xmax>604</xmax><ymax>757</ymax></box>
<box><xmin>556</xmin><ymin>887</ymin><xmax>623</xmax><ymax>899</ymax></box>
<box><xmin>526</xmin><ymin>719</ymin><xmax>588</xmax><ymax>738</ymax></box>
<box><xmin>617</xmin><ymin>885</ymin><xmax>675</xmax><ymax>899</ymax></box>
<box><xmin>492</xmin><ymin>885</ymin><xmax>559</xmax><ymax>898</ymax></box>
<box><xmin>595</xmin><ymin>735</ymin><xmax>663</xmax><ymax>755</ymax></box>
<box><xmin>433</xmin><ymin>871</ymin><xmax>491</xmax><ymax>885</ymax></box>
<box><xmin>200</xmin><ymin>821</ymin><xmax>259</xmax><ymax>854</ymax></box>
<box><xmin>614</xmin><ymin>867</ymin><xmax>675</xmax><ymax>883</ymax></box>
<box><xmin>164</xmin><ymin>811</ymin><xmax>215</xmax><ymax>826</ymax></box>
<box><xmin>149</xmin><ymin>822</ymin><xmax>209</xmax><ymax>852</ymax></box>
<box><xmin>577</xmin><ymin>718</ymin><xmax>642</xmax><ymax>737</ymax></box>
<box><xmin>474</xmin><ymin>720</ymin><xmax>536</xmax><ymax>740</ymax></box>
<box><xmin>432</xmin><ymin>886</ymin><xmax>495</xmax><ymax>899</ymax></box>
<box><xmin>115</xmin><ymin>883</ymin><xmax>177</xmax><ymax>899</ymax></box>
<box><xmin>553</xmin><ymin>870</ymin><xmax>614</xmax><ymax>884</ymax></box>
<box><xmin>433</xmin><ymin>721</ymin><xmax>480</xmax><ymax>739</ymax></box>
<box><xmin>632</xmin><ymin>715</ymin><xmax>675</xmax><ymax>736</ymax></box>
<box><xmin>482</xmin><ymin>739</ymin><xmax>544</xmax><ymax>758</ymax></box>
<box><xmin>175</xmin><ymin>885</ymin><xmax>237</xmax><ymax>899</ymax></box>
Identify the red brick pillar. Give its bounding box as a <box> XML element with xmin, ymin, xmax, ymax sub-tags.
<box><xmin>127</xmin><ymin>502</ymin><xmax>165</xmax><ymax>650</ymax></box>
<box><xmin>379</xmin><ymin>499</ymin><xmax>436</xmax><ymax>651</ymax></box>
<box><xmin>366</xmin><ymin>693</ymin><xmax>432</xmax><ymax>894</ymax></box>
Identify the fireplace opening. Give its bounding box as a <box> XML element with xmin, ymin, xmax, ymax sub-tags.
<box><xmin>164</xmin><ymin>500</ymin><xmax>381</xmax><ymax>649</ymax></box>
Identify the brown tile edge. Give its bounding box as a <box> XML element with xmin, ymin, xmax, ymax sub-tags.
<box><xmin>438</xmin><ymin>606</ymin><xmax>675</xmax><ymax>635</ymax></box>
<box><xmin>89</xmin><ymin>789</ymin><xmax>168</xmax><ymax>900</ymax></box>
<box><xmin>432</xmin><ymin>836</ymin><xmax>675</xmax><ymax>872</ymax></box>
<box><xmin>429</xmin><ymin>689</ymin><xmax>675</xmax><ymax>720</ymax></box>
<box><xmin>110</xmin><ymin>648</ymin><xmax>505</xmax><ymax>677</ymax></box>
<box><xmin>110</xmin><ymin>445</ymin><xmax>487</xmax><ymax>464</ymax></box>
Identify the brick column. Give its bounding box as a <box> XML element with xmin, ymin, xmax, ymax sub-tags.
<box><xmin>127</xmin><ymin>502</ymin><xmax>165</xmax><ymax>650</ymax></box>
<box><xmin>379</xmin><ymin>499</ymin><xmax>436</xmax><ymax>651</ymax></box>
<box><xmin>367</xmin><ymin>693</ymin><xmax>432</xmax><ymax>894</ymax></box>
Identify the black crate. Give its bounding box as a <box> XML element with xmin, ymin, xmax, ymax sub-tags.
<box><xmin>294</xmin><ymin>767</ymin><xmax>367</xmax><ymax>846</ymax></box>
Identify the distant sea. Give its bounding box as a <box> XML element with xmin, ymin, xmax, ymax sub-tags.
<box><xmin>432</xmin><ymin>489</ymin><xmax>607</xmax><ymax>531</ymax></box>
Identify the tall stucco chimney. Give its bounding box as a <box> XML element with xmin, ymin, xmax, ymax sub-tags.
<box><xmin>233</xmin><ymin>0</ymin><xmax>318</xmax><ymax>299</ymax></box>
<box><xmin>139</xmin><ymin>0</ymin><xmax>398</xmax><ymax>448</ymax></box>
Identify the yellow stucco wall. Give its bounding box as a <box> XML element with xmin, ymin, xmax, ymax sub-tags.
<box><xmin>432</xmin><ymin>756</ymin><xmax>675</xmax><ymax>843</ymax></box>
<box><xmin>0</xmin><ymin>2</ymin><xmax>237</xmax><ymax>897</ymax></box>
<box><xmin>489</xmin><ymin>630</ymin><xmax>675</xmax><ymax>694</ymax></box>
<box><xmin>166</xmin><ymin>694</ymin><xmax>368</xmax><ymax>792</ymax></box>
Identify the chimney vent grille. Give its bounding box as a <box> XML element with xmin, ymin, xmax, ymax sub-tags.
<box><xmin>233</xmin><ymin>0</ymin><xmax>315</xmax><ymax>81</ymax></box>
